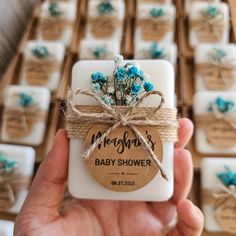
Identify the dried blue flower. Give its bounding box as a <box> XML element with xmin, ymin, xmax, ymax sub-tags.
<box><xmin>131</xmin><ymin>84</ymin><xmax>141</xmax><ymax>95</ymax></box>
<box><xmin>48</xmin><ymin>2</ymin><xmax>63</xmax><ymax>17</ymax></box>
<box><xmin>150</xmin><ymin>42</ymin><xmax>165</xmax><ymax>59</ymax></box>
<box><xmin>143</xmin><ymin>82</ymin><xmax>154</xmax><ymax>92</ymax></box>
<box><xmin>92</xmin><ymin>83</ymin><xmax>101</xmax><ymax>93</ymax></box>
<box><xmin>91</xmin><ymin>72</ymin><xmax>108</xmax><ymax>84</ymax></box>
<box><xmin>150</xmin><ymin>7</ymin><xmax>165</xmax><ymax>18</ymax></box>
<box><xmin>0</xmin><ymin>152</ymin><xmax>18</xmax><ymax>173</ymax></box>
<box><xmin>92</xmin><ymin>46</ymin><xmax>108</xmax><ymax>59</ymax></box>
<box><xmin>98</xmin><ymin>1</ymin><xmax>114</xmax><ymax>15</ymax></box>
<box><xmin>18</xmin><ymin>93</ymin><xmax>35</xmax><ymax>107</ymax></box>
<box><xmin>217</xmin><ymin>166</ymin><xmax>236</xmax><ymax>187</ymax></box>
<box><xmin>116</xmin><ymin>67</ymin><xmax>126</xmax><ymax>81</ymax></box>
<box><xmin>101</xmin><ymin>94</ymin><xmax>115</xmax><ymax>106</ymax></box>
<box><xmin>203</xmin><ymin>6</ymin><xmax>220</xmax><ymax>18</ymax></box>
<box><xmin>215</xmin><ymin>97</ymin><xmax>234</xmax><ymax>113</ymax></box>
<box><xmin>127</xmin><ymin>66</ymin><xmax>139</xmax><ymax>78</ymax></box>
<box><xmin>31</xmin><ymin>46</ymin><xmax>49</xmax><ymax>59</ymax></box>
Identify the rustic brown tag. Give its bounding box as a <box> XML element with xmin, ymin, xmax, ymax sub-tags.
<box><xmin>84</xmin><ymin>124</ymin><xmax>163</xmax><ymax>192</ymax></box>
<box><xmin>0</xmin><ymin>182</ymin><xmax>15</xmax><ymax>210</ymax></box>
<box><xmin>206</xmin><ymin>119</ymin><xmax>236</xmax><ymax>149</ymax></box>
<box><xmin>215</xmin><ymin>198</ymin><xmax>236</xmax><ymax>234</ymax></box>
<box><xmin>203</xmin><ymin>72</ymin><xmax>234</xmax><ymax>90</ymax></box>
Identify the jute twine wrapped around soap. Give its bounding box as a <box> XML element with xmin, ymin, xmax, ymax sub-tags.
<box><xmin>0</xmin><ymin>171</ymin><xmax>31</xmax><ymax>210</ymax></box>
<box><xmin>195</xmin><ymin>60</ymin><xmax>236</xmax><ymax>90</ymax></box>
<box><xmin>190</xmin><ymin>17</ymin><xmax>226</xmax><ymax>42</ymax></box>
<box><xmin>88</xmin><ymin>17</ymin><xmax>123</xmax><ymax>38</ymax></box>
<box><xmin>194</xmin><ymin>105</ymin><xmax>236</xmax><ymax>149</ymax></box>
<box><xmin>3</xmin><ymin>104</ymin><xmax>47</xmax><ymax>139</ymax></box>
<box><xmin>24</xmin><ymin>59</ymin><xmax>62</xmax><ymax>85</ymax></box>
<box><xmin>65</xmin><ymin>89</ymin><xmax>178</xmax><ymax>180</ymax></box>
<box><xmin>137</xmin><ymin>18</ymin><xmax>174</xmax><ymax>41</ymax></box>
<box><xmin>39</xmin><ymin>17</ymin><xmax>74</xmax><ymax>40</ymax></box>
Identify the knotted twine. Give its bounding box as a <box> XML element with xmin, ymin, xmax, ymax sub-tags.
<box><xmin>195</xmin><ymin>59</ymin><xmax>236</xmax><ymax>90</ymax></box>
<box><xmin>0</xmin><ymin>169</ymin><xmax>31</xmax><ymax>210</ymax></box>
<box><xmin>39</xmin><ymin>16</ymin><xmax>74</xmax><ymax>40</ymax></box>
<box><xmin>65</xmin><ymin>89</ymin><xmax>178</xmax><ymax>181</ymax></box>
<box><xmin>3</xmin><ymin>104</ymin><xmax>47</xmax><ymax>139</ymax></box>
<box><xmin>24</xmin><ymin>58</ymin><xmax>62</xmax><ymax>86</ymax></box>
<box><xmin>137</xmin><ymin>17</ymin><xmax>174</xmax><ymax>41</ymax></box>
<box><xmin>190</xmin><ymin>15</ymin><xmax>226</xmax><ymax>42</ymax></box>
<box><xmin>194</xmin><ymin>104</ymin><xmax>236</xmax><ymax>149</ymax></box>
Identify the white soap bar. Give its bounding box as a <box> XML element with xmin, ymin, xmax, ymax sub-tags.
<box><xmin>79</xmin><ymin>39</ymin><xmax>120</xmax><ymax>60</ymax></box>
<box><xmin>21</xmin><ymin>40</ymin><xmax>65</xmax><ymax>92</ymax></box>
<box><xmin>201</xmin><ymin>157</ymin><xmax>236</xmax><ymax>232</ymax></box>
<box><xmin>185</xmin><ymin>0</ymin><xmax>220</xmax><ymax>14</ymax></box>
<box><xmin>193</xmin><ymin>91</ymin><xmax>236</xmax><ymax>154</ymax></box>
<box><xmin>0</xmin><ymin>220</ymin><xmax>14</xmax><ymax>236</ymax></box>
<box><xmin>138</xmin><ymin>0</ymin><xmax>172</xmax><ymax>4</ymax></box>
<box><xmin>194</xmin><ymin>43</ymin><xmax>236</xmax><ymax>92</ymax></box>
<box><xmin>135</xmin><ymin>3</ymin><xmax>176</xmax><ymax>44</ymax></box>
<box><xmin>0</xmin><ymin>144</ymin><xmax>35</xmax><ymax>214</ymax></box>
<box><xmin>1</xmin><ymin>85</ymin><xmax>51</xmax><ymax>146</ymax></box>
<box><xmin>85</xmin><ymin>0</ymin><xmax>125</xmax><ymax>41</ymax></box>
<box><xmin>189</xmin><ymin>3</ymin><xmax>229</xmax><ymax>48</ymax></box>
<box><xmin>134</xmin><ymin>41</ymin><xmax>177</xmax><ymax>65</ymax></box>
<box><xmin>38</xmin><ymin>1</ymin><xmax>77</xmax><ymax>47</ymax></box>
<box><xmin>68</xmin><ymin>59</ymin><xmax>175</xmax><ymax>201</ymax></box>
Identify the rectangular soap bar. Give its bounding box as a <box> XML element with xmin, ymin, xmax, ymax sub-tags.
<box><xmin>0</xmin><ymin>144</ymin><xmax>35</xmax><ymax>214</ymax></box>
<box><xmin>194</xmin><ymin>43</ymin><xmax>236</xmax><ymax>92</ymax></box>
<box><xmin>37</xmin><ymin>1</ymin><xmax>77</xmax><ymax>47</ymax></box>
<box><xmin>189</xmin><ymin>2</ymin><xmax>229</xmax><ymax>48</ymax></box>
<box><xmin>185</xmin><ymin>0</ymin><xmax>220</xmax><ymax>14</ymax></box>
<box><xmin>0</xmin><ymin>220</ymin><xmax>14</xmax><ymax>236</ymax></box>
<box><xmin>79</xmin><ymin>39</ymin><xmax>121</xmax><ymax>60</ymax></box>
<box><xmin>68</xmin><ymin>59</ymin><xmax>175</xmax><ymax>201</ymax></box>
<box><xmin>85</xmin><ymin>0</ymin><xmax>125</xmax><ymax>41</ymax></box>
<box><xmin>201</xmin><ymin>157</ymin><xmax>236</xmax><ymax>233</ymax></box>
<box><xmin>138</xmin><ymin>0</ymin><xmax>172</xmax><ymax>4</ymax></box>
<box><xmin>1</xmin><ymin>85</ymin><xmax>50</xmax><ymax>146</ymax></box>
<box><xmin>193</xmin><ymin>91</ymin><xmax>236</xmax><ymax>154</ymax></box>
<box><xmin>134</xmin><ymin>41</ymin><xmax>177</xmax><ymax>65</ymax></box>
<box><xmin>135</xmin><ymin>3</ymin><xmax>176</xmax><ymax>44</ymax></box>
<box><xmin>21</xmin><ymin>40</ymin><xmax>65</xmax><ymax>92</ymax></box>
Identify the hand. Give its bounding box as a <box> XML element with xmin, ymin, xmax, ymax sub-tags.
<box><xmin>14</xmin><ymin>118</ymin><xmax>203</xmax><ymax>236</ymax></box>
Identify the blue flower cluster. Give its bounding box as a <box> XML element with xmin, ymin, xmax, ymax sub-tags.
<box><xmin>209</xmin><ymin>48</ymin><xmax>227</xmax><ymax>62</ymax></box>
<box><xmin>92</xmin><ymin>46</ymin><xmax>108</xmax><ymax>59</ymax></box>
<box><xmin>213</xmin><ymin>97</ymin><xmax>234</xmax><ymax>113</ymax></box>
<box><xmin>150</xmin><ymin>7</ymin><xmax>165</xmax><ymax>18</ymax></box>
<box><xmin>149</xmin><ymin>42</ymin><xmax>165</xmax><ymax>59</ymax></box>
<box><xmin>98</xmin><ymin>1</ymin><xmax>114</xmax><ymax>15</ymax></box>
<box><xmin>48</xmin><ymin>2</ymin><xmax>62</xmax><ymax>17</ymax></box>
<box><xmin>91</xmin><ymin>55</ymin><xmax>155</xmax><ymax>106</ymax></box>
<box><xmin>217</xmin><ymin>166</ymin><xmax>236</xmax><ymax>186</ymax></box>
<box><xmin>0</xmin><ymin>152</ymin><xmax>18</xmax><ymax>173</ymax></box>
<box><xmin>202</xmin><ymin>6</ymin><xmax>220</xmax><ymax>18</ymax></box>
<box><xmin>32</xmin><ymin>46</ymin><xmax>49</xmax><ymax>59</ymax></box>
<box><xmin>18</xmin><ymin>93</ymin><xmax>35</xmax><ymax>107</ymax></box>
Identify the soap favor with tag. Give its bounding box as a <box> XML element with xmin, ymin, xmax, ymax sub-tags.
<box><xmin>194</xmin><ymin>91</ymin><xmax>236</xmax><ymax>154</ymax></box>
<box><xmin>0</xmin><ymin>144</ymin><xmax>35</xmax><ymax>214</ymax></box>
<box><xmin>201</xmin><ymin>158</ymin><xmax>236</xmax><ymax>233</ymax></box>
<box><xmin>66</xmin><ymin>56</ymin><xmax>178</xmax><ymax>201</ymax></box>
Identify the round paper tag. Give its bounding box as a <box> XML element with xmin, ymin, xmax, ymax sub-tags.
<box><xmin>84</xmin><ymin>124</ymin><xmax>163</xmax><ymax>192</ymax></box>
<box><xmin>215</xmin><ymin>198</ymin><xmax>236</xmax><ymax>234</ymax></box>
<box><xmin>206</xmin><ymin>120</ymin><xmax>236</xmax><ymax>149</ymax></box>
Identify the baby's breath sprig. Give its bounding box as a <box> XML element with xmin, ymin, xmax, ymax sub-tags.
<box><xmin>91</xmin><ymin>55</ymin><xmax>155</xmax><ymax>106</ymax></box>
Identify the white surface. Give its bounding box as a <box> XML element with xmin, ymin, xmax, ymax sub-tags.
<box><xmin>185</xmin><ymin>0</ymin><xmax>220</xmax><ymax>14</ymax></box>
<box><xmin>21</xmin><ymin>40</ymin><xmax>65</xmax><ymax>92</ymax></box>
<box><xmin>193</xmin><ymin>91</ymin><xmax>236</xmax><ymax>154</ymax></box>
<box><xmin>134</xmin><ymin>41</ymin><xmax>177</xmax><ymax>65</ymax></box>
<box><xmin>135</xmin><ymin>3</ymin><xmax>176</xmax><ymax>44</ymax></box>
<box><xmin>79</xmin><ymin>39</ymin><xmax>120</xmax><ymax>60</ymax></box>
<box><xmin>189</xmin><ymin>2</ymin><xmax>229</xmax><ymax>48</ymax></box>
<box><xmin>85</xmin><ymin>0</ymin><xmax>125</xmax><ymax>41</ymax></box>
<box><xmin>194</xmin><ymin>43</ymin><xmax>236</xmax><ymax>92</ymax></box>
<box><xmin>0</xmin><ymin>144</ymin><xmax>35</xmax><ymax>214</ymax></box>
<box><xmin>38</xmin><ymin>1</ymin><xmax>77</xmax><ymax>47</ymax></box>
<box><xmin>201</xmin><ymin>157</ymin><xmax>236</xmax><ymax>232</ymax></box>
<box><xmin>0</xmin><ymin>220</ymin><xmax>14</xmax><ymax>236</ymax></box>
<box><xmin>1</xmin><ymin>85</ymin><xmax>51</xmax><ymax>146</ymax></box>
<box><xmin>69</xmin><ymin>60</ymin><xmax>175</xmax><ymax>201</ymax></box>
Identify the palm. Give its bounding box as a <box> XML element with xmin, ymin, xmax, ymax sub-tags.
<box><xmin>15</xmin><ymin>119</ymin><xmax>203</xmax><ymax>236</ymax></box>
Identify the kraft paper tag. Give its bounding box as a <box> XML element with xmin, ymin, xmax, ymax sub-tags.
<box><xmin>203</xmin><ymin>72</ymin><xmax>234</xmax><ymax>90</ymax></box>
<box><xmin>206</xmin><ymin>119</ymin><xmax>236</xmax><ymax>149</ymax></box>
<box><xmin>215</xmin><ymin>198</ymin><xmax>236</xmax><ymax>234</ymax></box>
<box><xmin>0</xmin><ymin>182</ymin><xmax>15</xmax><ymax>210</ymax></box>
<box><xmin>84</xmin><ymin>124</ymin><xmax>163</xmax><ymax>192</ymax></box>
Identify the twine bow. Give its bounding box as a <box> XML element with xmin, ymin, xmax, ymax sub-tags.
<box><xmin>213</xmin><ymin>184</ymin><xmax>236</xmax><ymax>200</ymax></box>
<box><xmin>66</xmin><ymin>89</ymin><xmax>178</xmax><ymax>181</ymax></box>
